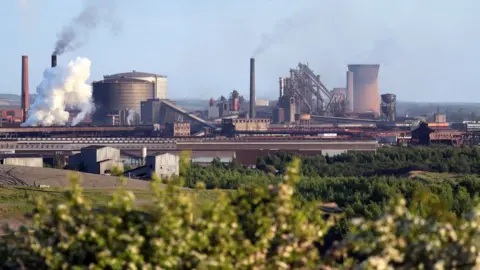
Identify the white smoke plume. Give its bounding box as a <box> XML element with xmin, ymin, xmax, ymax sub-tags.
<box><xmin>22</xmin><ymin>57</ymin><xmax>95</xmax><ymax>127</ymax></box>
<box><xmin>126</xmin><ymin>109</ymin><xmax>135</xmax><ymax>125</ymax></box>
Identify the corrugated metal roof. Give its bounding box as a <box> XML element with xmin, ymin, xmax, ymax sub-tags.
<box><xmin>104</xmin><ymin>71</ymin><xmax>166</xmax><ymax>79</ymax></box>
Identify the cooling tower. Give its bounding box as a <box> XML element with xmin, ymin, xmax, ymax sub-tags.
<box><xmin>347</xmin><ymin>64</ymin><xmax>380</xmax><ymax>115</ymax></box>
<box><xmin>21</xmin><ymin>55</ymin><xmax>29</xmax><ymax>122</ymax></box>
<box><xmin>346</xmin><ymin>71</ymin><xmax>354</xmax><ymax>113</ymax></box>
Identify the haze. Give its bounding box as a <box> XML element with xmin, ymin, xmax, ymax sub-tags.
<box><xmin>3</xmin><ymin>0</ymin><xmax>479</xmax><ymax>102</ymax></box>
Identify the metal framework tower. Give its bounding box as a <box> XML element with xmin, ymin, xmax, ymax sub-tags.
<box><xmin>278</xmin><ymin>63</ymin><xmax>346</xmax><ymax>117</ymax></box>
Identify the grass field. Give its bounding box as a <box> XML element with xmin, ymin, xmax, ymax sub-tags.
<box><xmin>0</xmin><ymin>183</ymin><xmax>223</xmax><ymax>233</ymax></box>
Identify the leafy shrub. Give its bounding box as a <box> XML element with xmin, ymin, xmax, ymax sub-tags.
<box><xmin>1</xmin><ymin>159</ymin><xmax>480</xmax><ymax>269</ymax></box>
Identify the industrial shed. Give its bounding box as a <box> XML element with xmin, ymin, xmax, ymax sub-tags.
<box><xmin>0</xmin><ymin>154</ymin><xmax>43</xmax><ymax>168</ymax></box>
<box><xmin>68</xmin><ymin>145</ymin><xmax>123</xmax><ymax>175</ymax></box>
<box><xmin>146</xmin><ymin>153</ymin><xmax>179</xmax><ymax>179</ymax></box>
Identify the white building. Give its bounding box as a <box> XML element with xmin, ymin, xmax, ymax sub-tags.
<box><xmin>146</xmin><ymin>153</ymin><xmax>180</xmax><ymax>179</ymax></box>
<box><xmin>104</xmin><ymin>71</ymin><xmax>168</xmax><ymax>99</ymax></box>
<box><xmin>255</xmin><ymin>99</ymin><xmax>270</xmax><ymax>107</ymax></box>
<box><xmin>0</xmin><ymin>154</ymin><xmax>43</xmax><ymax>167</ymax></box>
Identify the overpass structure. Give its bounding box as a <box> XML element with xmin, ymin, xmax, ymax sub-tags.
<box><xmin>0</xmin><ymin>136</ymin><xmax>378</xmax><ymax>153</ymax></box>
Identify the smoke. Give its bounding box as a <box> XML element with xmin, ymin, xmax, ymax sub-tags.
<box><xmin>53</xmin><ymin>0</ymin><xmax>122</xmax><ymax>55</ymax></box>
<box><xmin>22</xmin><ymin>57</ymin><xmax>95</xmax><ymax>127</ymax></box>
<box><xmin>126</xmin><ymin>109</ymin><xmax>137</xmax><ymax>125</ymax></box>
<box><xmin>252</xmin><ymin>11</ymin><xmax>313</xmax><ymax>58</ymax></box>
<box><xmin>18</xmin><ymin>0</ymin><xmax>28</xmax><ymax>10</ymax></box>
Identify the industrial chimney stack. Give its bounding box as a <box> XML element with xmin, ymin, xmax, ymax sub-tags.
<box><xmin>249</xmin><ymin>58</ymin><xmax>256</xmax><ymax>118</ymax></box>
<box><xmin>21</xmin><ymin>55</ymin><xmax>29</xmax><ymax>122</ymax></box>
<box><xmin>51</xmin><ymin>55</ymin><xmax>57</xmax><ymax>68</ymax></box>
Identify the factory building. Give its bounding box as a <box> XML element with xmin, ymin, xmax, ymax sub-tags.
<box><xmin>221</xmin><ymin>118</ymin><xmax>270</xmax><ymax>135</ymax></box>
<box><xmin>0</xmin><ymin>154</ymin><xmax>43</xmax><ymax>168</ymax></box>
<box><xmin>92</xmin><ymin>77</ymin><xmax>155</xmax><ymax>125</ymax></box>
<box><xmin>0</xmin><ymin>109</ymin><xmax>24</xmax><ymax>124</ymax></box>
<box><xmin>165</xmin><ymin>122</ymin><xmax>191</xmax><ymax>137</ymax></box>
<box><xmin>104</xmin><ymin>71</ymin><xmax>167</xmax><ymax>99</ymax></box>
<box><xmin>141</xmin><ymin>99</ymin><xmax>163</xmax><ymax>124</ymax></box>
<box><xmin>348</xmin><ymin>65</ymin><xmax>381</xmax><ymax>116</ymax></box>
<box><xmin>68</xmin><ymin>145</ymin><xmax>123</xmax><ymax>175</ymax></box>
<box><xmin>146</xmin><ymin>153</ymin><xmax>179</xmax><ymax>179</ymax></box>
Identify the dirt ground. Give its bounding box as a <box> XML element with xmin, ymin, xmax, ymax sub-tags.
<box><xmin>0</xmin><ymin>165</ymin><xmax>151</xmax><ymax>189</ymax></box>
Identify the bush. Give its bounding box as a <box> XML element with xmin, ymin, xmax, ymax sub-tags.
<box><xmin>1</xmin><ymin>160</ymin><xmax>480</xmax><ymax>269</ymax></box>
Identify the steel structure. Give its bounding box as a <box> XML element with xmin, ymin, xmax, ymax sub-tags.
<box><xmin>280</xmin><ymin>63</ymin><xmax>347</xmax><ymax>116</ymax></box>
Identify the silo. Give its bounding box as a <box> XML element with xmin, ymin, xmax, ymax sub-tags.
<box><xmin>104</xmin><ymin>71</ymin><xmax>168</xmax><ymax>99</ymax></box>
<box><xmin>346</xmin><ymin>71</ymin><xmax>354</xmax><ymax>113</ymax></box>
<box><xmin>347</xmin><ymin>64</ymin><xmax>380</xmax><ymax>115</ymax></box>
<box><xmin>380</xmin><ymin>93</ymin><xmax>396</xmax><ymax>122</ymax></box>
<box><xmin>92</xmin><ymin>77</ymin><xmax>154</xmax><ymax>125</ymax></box>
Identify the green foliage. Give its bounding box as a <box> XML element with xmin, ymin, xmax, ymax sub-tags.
<box><xmin>2</xmin><ymin>157</ymin><xmax>480</xmax><ymax>268</ymax></box>
<box><xmin>110</xmin><ymin>166</ymin><xmax>124</xmax><ymax>177</ymax></box>
<box><xmin>0</xmin><ymin>158</ymin><xmax>334</xmax><ymax>269</ymax></box>
<box><xmin>332</xmin><ymin>197</ymin><xmax>480</xmax><ymax>269</ymax></box>
<box><xmin>257</xmin><ymin>146</ymin><xmax>480</xmax><ymax>176</ymax></box>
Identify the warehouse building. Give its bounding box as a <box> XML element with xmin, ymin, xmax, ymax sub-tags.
<box><xmin>146</xmin><ymin>153</ymin><xmax>180</xmax><ymax>179</ymax></box>
<box><xmin>0</xmin><ymin>154</ymin><xmax>43</xmax><ymax>167</ymax></box>
<box><xmin>68</xmin><ymin>146</ymin><xmax>124</xmax><ymax>175</ymax></box>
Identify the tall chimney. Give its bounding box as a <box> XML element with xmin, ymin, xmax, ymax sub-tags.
<box><xmin>279</xmin><ymin>77</ymin><xmax>283</xmax><ymax>98</ymax></box>
<box><xmin>51</xmin><ymin>54</ymin><xmax>57</xmax><ymax>68</ymax></box>
<box><xmin>249</xmin><ymin>58</ymin><xmax>256</xmax><ymax>118</ymax></box>
<box><xmin>21</xmin><ymin>55</ymin><xmax>29</xmax><ymax>122</ymax></box>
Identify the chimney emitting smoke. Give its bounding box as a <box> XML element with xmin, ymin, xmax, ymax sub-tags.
<box><xmin>51</xmin><ymin>55</ymin><xmax>57</xmax><ymax>68</ymax></box>
<box><xmin>249</xmin><ymin>58</ymin><xmax>256</xmax><ymax>118</ymax></box>
<box><xmin>21</xmin><ymin>55</ymin><xmax>29</xmax><ymax>122</ymax></box>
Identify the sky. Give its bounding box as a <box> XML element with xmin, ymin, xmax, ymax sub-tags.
<box><xmin>3</xmin><ymin>0</ymin><xmax>480</xmax><ymax>102</ymax></box>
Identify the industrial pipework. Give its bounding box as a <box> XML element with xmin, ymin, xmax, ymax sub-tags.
<box><xmin>249</xmin><ymin>58</ymin><xmax>256</xmax><ymax>118</ymax></box>
<box><xmin>21</xmin><ymin>55</ymin><xmax>29</xmax><ymax>122</ymax></box>
<box><xmin>51</xmin><ymin>55</ymin><xmax>57</xmax><ymax>68</ymax></box>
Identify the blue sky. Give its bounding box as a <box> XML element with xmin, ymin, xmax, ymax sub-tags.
<box><xmin>3</xmin><ymin>0</ymin><xmax>480</xmax><ymax>102</ymax></box>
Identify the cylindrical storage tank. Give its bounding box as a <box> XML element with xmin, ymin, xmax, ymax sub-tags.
<box><xmin>104</xmin><ymin>71</ymin><xmax>168</xmax><ymax>100</ymax></box>
<box><xmin>92</xmin><ymin>78</ymin><xmax>154</xmax><ymax>125</ymax></box>
<box><xmin>346</xmin><ymin>71</ymin><xmax>354</xmax><ymax>113</ymax></box>
<box><xmin>348</xmin><ymin>65</ymin><xmax>380</xmax><ymax>115</ymax></box>
<box><xmin>381</xmin><ymin>93</ymin><xmax>396</xmax><ymax>104</ymax></box>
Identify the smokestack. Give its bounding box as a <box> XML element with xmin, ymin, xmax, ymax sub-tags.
<box><xmin>279</xmin><ymin>77</ymin><xmax>284</xmax><ymax>98</ymax></box>
<box><xmin>21</xmin><ymin>55</ymin><xmax>29</xmax><ymax>122</ymax></box>
<box><xmin>346</xmin><ymin>71</ymin><xmax>354</xmax><ymax>113</ymax></box>
<box><xmin>348</xmin><ymin>64</ymin><xmax>380</xmax><ymax>116</ymax></box>
<box><xmin>249</xmin><ymin>58</ymin><xmax>256</xmax><ymax>118</ymax></box>
<box><xmin>51</xmin><ymin>55</ymin><xmax>57</xmax><ymax>68</ymax></box>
